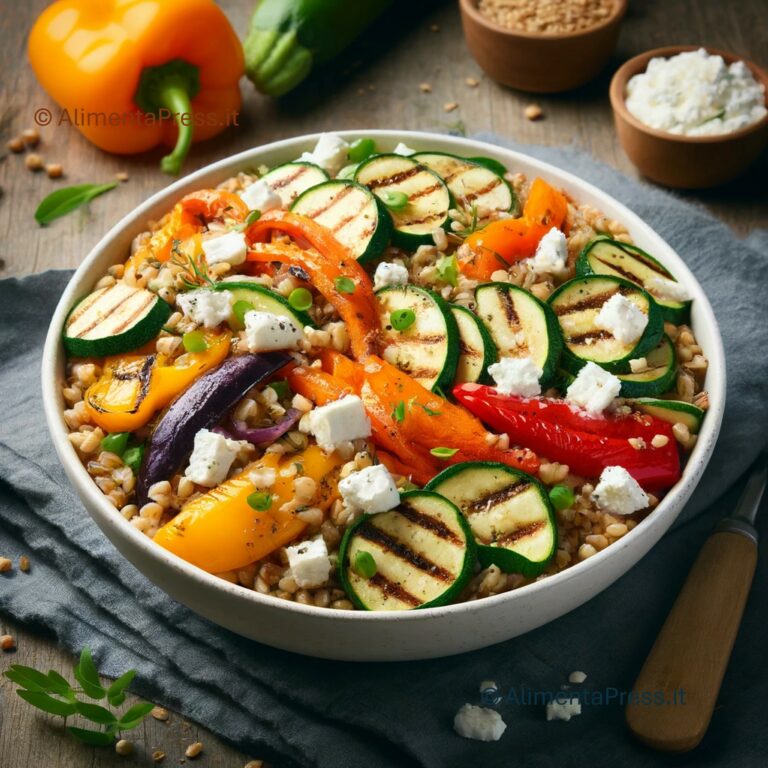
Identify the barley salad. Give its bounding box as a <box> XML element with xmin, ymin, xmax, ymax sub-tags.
<box><xmin>60</xmin><ymin>134</ymin><xmax>708</xmax><ymax>612</ymax></box>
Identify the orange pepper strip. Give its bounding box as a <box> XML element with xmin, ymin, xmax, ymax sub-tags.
<box><xmin>245</xmin><ymin>212</ymin><xmax>379</xmax><ymax>359</ymax></box>
<box><xmin>153</xmin><ymin>446</ymin><xmax>344</xmax><ymax>573</ymax></box>
<box><xmin>180</xmin><ymin>189</ymin><xmax>249</xmax><ymax>224</ymax></box>
<box><xmin>84</xmin><ymin>331</ymin><xmax>231</xmax><ymax>432</ymax></box>
<box><xmin>286</xmin><ymin>367</ymin><xmax>355</xmax><ymax>406</ymax></box>
<box><xmin>462</xmin><ymin>178</ymin><xmax>569</xmax><ymax>278</ymax></box>
<box><xmin>361</xmin><ymin>356</ymin><xmax>540</xmax><ymax>475</ymax></box>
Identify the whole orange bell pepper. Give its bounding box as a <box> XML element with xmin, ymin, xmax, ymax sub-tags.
<box><xmin>153</xmin><ymin>446</ymin><xmax>345</xmax><ymax>573</ymax></box>
<box><xmin>28</xmin><ymin>0</ymin><xmax>243</xmax><ymax>174</ymax></box>
<box><xmin>84</xmin><ymin>331</ymin><xmax>231</xmax><ymax>432</ymax></box>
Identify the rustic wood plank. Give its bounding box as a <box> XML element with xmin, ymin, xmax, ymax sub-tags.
<box><xmin>1</xmin><ymin>1</ymin><xmax>766</xmax><ymax>765</ymax></box>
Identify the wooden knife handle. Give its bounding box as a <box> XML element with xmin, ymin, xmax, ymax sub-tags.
<box><xmin>625</xmin><ymin>529</ymin><xmax>757</xmax><ymax>752</ymax></box>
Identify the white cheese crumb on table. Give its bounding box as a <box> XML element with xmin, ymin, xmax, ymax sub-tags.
<box><xmin>453</xmin><ymin>704</ymin><xmax>507</xmax><ymax>741</ymax></box>
<box><xmin>592</xmin><ymin>466</ymin><xmax>649</xmax><ymax>516</ymax></box>
<box><xmin>546</xmin><ymin>696</ymin><xmax>582</xmax><ymax>722</ymax></box>
<box><xmin>568</xmin><ymin>671</ymin><xmax>587</xmax><ymax>684</ymax></box>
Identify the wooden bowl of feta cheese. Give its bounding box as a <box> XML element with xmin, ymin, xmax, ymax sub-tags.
<box><xmin>610</xmin><ymin>46</ymin><xmax>768</xmax><ymax>188</ymax></box>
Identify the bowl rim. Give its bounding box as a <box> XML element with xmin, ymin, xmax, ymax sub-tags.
<box><xmin>459</xmin><ymin>0</ymin><xmax>627</xmax><ymax>41</ymax></box>
<box><xmin>610</xmin><ymin>44</ymin><xmax>768</xmax><ymax>144</ymax></box>
<box><xmin>41</xmin><ymin>129</ymin><xmax>726</xmax><ymax>626</ymax></box>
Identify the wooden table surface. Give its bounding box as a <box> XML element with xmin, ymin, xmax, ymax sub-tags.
<box><xmin>1</xmin><ymin>0</ymin><xmax>766</xmax><ymax>765</ymax></box>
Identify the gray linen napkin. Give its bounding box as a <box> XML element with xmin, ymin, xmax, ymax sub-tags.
<box><xmin>1</xmin><ymin>140</ymin><xmax>767</xmax><ymax>768</ymax></box>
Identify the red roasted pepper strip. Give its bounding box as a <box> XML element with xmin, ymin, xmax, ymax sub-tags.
<box><xmin>453</xmin><ymin>384</ymin><xmax>680</xmax><ymax>492</ymax></box>
<box><xmin>245</xmin><ymin>212</ymin><xmax>379</xmax><ymax>358</ymax></box>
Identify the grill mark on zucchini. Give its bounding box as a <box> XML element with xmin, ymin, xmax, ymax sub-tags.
<box><xmin>268</xmin><ymin>165</ymin><xmax>310</xmax><ymax>191</ymax></box>
<box><xmin>366</xmin><ymin>167</ymin><xmax>422</xmax><ymax>189</ymax></box>
<box><xmin>499</xmin><ymin>290</ymin><xmax>520</xmax><ymax>327</ymax></box>
<box><xmin>496</xmin><ymin>520</ymin><xmax>548</xmax><ymax>547</ymax></box>
<box><xmin>553</xmin><ymin>289</ymin><xmax>622</xmax><ymax>315</ymax></box>
<box><xmin>568</xmin><ymin>330</ymin><xmax>614</xmax><ymax>345</ymax></box>
<box><xmin>466</xmin><ymin>480</ymin><xmax>528</xmax><ymax>514</ymax></box>
<box><xmin>302</xmin><ymin>183</ymin><xmax>355</xmax><ymax>218</ymax></box>
<box><xmin>367</xmin><ymin>573</ymin><xmax>422</xmax><ymax>607</ymax></box>
<box><xmin>459</xmin><ymin>177</ymin><xmax>503</xmax><ymax>204</ymax></box>
<box><xmin>397</xmin><ymin>505</ymin><xmax>463</xmax><ymax>545</ymax></box>
<box><xmin>75</xmin><ymin>290</ymin><xmax>154</xmax><ymax>338</ymax></box>
<box><xmin>408</xmin><ymin>181</ymin><xmax>443</xmax><ymax>201</ymax></box>
<box><xmin>357</xmin><ymin>523</ymin><xmax>453</xmax><ymax>581</ymax></box>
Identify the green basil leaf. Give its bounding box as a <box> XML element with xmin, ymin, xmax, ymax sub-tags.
<box><xmin>67</xmin><ymin>726</ymin><xmax>116</xmax><ymax>746</ymax></box>
<box><xmin>117</xmin><ymin>701</ymin><xmax>154</xmax><ymax>729</ymax></box>
<box><xmin>16</xmin><ymin>690</ymin><xmax>78</xmax><ymax>717</ymax></box>
<box><xmin>35</xmin><ymin>182</ymin><xmax>118</xmax><ymax>226</ymax></box>
<box><xmin>75</xmin><ymin>701</ymin><xmax>118</xmax><ymax>726</ymax></box>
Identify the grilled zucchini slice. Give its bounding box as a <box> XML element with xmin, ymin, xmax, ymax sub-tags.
<box><xmin>290</xmin><ymin>180</ymin><xmax>392</xmax><ymax>262</ymax></box>
<box><xmin>338</xmin><ymin>490</ymin><xmax>476</xmax><ymax>611</ymax></box>
<box><xmin>412</xmin><ymin>151</ymin><xmax>517</xmax><ymax>219</ymax></box>
<box><xmin>631</xmin><ymin>398</ymin><xmax>704</xmax><ymax>433</ymax></box>
<box><xmin>451</xmin><ymin>305</ymin><xmax>497</xmax><ymax>385</ymax></box>
<box><xmin>213</xmin><ymin>281</ymin><xmax>314</xmax><ymax>329</ymax></box>
<box><xmin>548</xmin><ymin>275</ymin><xmax>663</xmax><ymax>374</ymax></box>
<box><xmin>576</xmin><ymin>237</ymin><xmax>691</xmax><ymax>324</ymax></box>
<box><xmin>427</xmin><ymin>462</ymin><xmax>556</xmax><ymax>577</ymax></box>
<box><xmin>63</xmin><ymin>283</ymin><xmax>171</xmax><ymax>357</ymax></box>
<box><xmin>616</xmin><ymin>335</ymin><xmax>677</xmax><ymax>397</ymax></box>
<box><xmin>354</xmin><ymin>154</ymin><xmax>452</xmax><ymax>248</ymax></box>
<box><xmin>259</xmin><ymin>161</ymin><xmax>329</xmax><ymax>207</ymax></box>
<box><xmin>474</xmin><ymin>282</ymin><xmax>562</xmax><ymax>388</ymax></box>
<box><xmin>376</xmin><ymin>285</ymin><xmax>459</xmax><ymax>391</ymax></box>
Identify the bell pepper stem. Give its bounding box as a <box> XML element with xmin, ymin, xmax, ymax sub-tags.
<box><xmin>157</xmin><ymin>81</ymin><xmax>194</xmax><ymax>176</ymax></box>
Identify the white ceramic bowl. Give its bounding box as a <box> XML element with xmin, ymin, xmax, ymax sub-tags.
<box><xmin>42</xmin><ymin>131</ymin><xmax>725</xmax><ymax>661</ymax></box>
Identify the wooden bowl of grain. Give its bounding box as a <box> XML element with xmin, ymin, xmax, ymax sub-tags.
<box><xmin>459</xmin><ymin>0</ymin><xmax>627</xmax><ymax>93</ymax></box>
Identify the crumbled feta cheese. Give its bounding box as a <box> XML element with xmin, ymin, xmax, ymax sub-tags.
<box><xmin>286</xmin><ymin>537</ymin><xmax>331</xmax><ymax>588</ymax></box>
<box><xmin>529</xmin><ymin>227</ymin><xmax>568</xmax><ymax>275</ymax></box>
<box><xmin>298</xmin><ymin>133</ymin><xmax>350</xmax><ymax>175</ymax></box>
<box><xmin>594</xmin><ymin>293</ymin><xmax>648</xmax><ymax>344</ymax></box>
<box><xmin>239</xmin><ymin>178</ymin><xmax>282</xmax><ymax>213</ymax></box>
<box><xmin>488</xmin><ymin>356</ymin><xmax>542</xmax><ymax>397</ymax></box>
<box><xmin>248</xmin><ymin>465</ymin><xmax>276</xmax><ymax>488</ymax></box>
<box><xmin>592</xmin><ymin>465</ymin><xmax>649</xmax><ymax>516</ymax></box>
<box><xmin>184</xmin><ymin>429</ymin><xmax>242</xmax><ymax>487</ymax></box>
<box><xmin>306</xmin><ymin>395</ymin><xmax>371</xmax><ymax>452</ymax></box>
<box><xmin>243</xmin><ymin>311</ymin><xmax>303</xmax><ymax>352</ymax></box>
<box><xmin>338</xmin><ymin>464</ymin><xmax>400</xmax><ymax>514</ymax></box>
<box><xmin>546</xmin><ymin>695</ymin><xmax>582</xmax><ymax>722</ymax></box>
<box><xmin>566</xmin><ymin>362</ymin><xmax>622</xmax><ymax>416</ymax></box>
<box><xmin>568</xmin><ymin>671</ymin><xmax>587</xmax><ymax>684</ymax></box>
<box><xmin>629</xmin><ymin>357</ymin><xmax>649</xmax><ymax>373</ymax></box>
<box><xmin>453</xmin><ymin>704</ymin><xmax>507</xmax><ymax>742</ymax></box>
<box><xmin>201</xmin><ymin>231</ymin><xmax>248</xmax><ymax>267</ymax></box>
<box><xmin>393</xmin><ymin>142</ymin><xmax>416</xmax><ymax>156</ymax></box>
<box><xmin>177</xmin><ymin>289</ymin><xmax>232</xmax><ymax>328</ymax></box>
<box><xmin>647</xmin><ymin>275</ymin><xmax>692</xmax><ymax>302</ymax></box>
<box><xmin>625</xmin><ymin>48</ymin><xmax>767</xmax><ymax>137</ymax></box>
<box><xmin>373</xmin><ymin>261</ymin><xmax>409</xmax><ymax>290</ymax></box>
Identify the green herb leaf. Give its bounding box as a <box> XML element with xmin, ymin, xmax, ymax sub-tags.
<box><xmin>267</xmin><ymin>380</ymin><xmax>291</xmax><ymax>399</ymax></box>
<box><xmin>122</xmin><ymin>445</ymin><xmax>144</xmax><ymax>476</ymax></box>
<box><xmin>5</xmin><ymin>665</ymin><xmax>55</xmax><ymax>692</ymax></box>
<box><xmin>182</xmin><ymin>330</ymin><xmax>208</xmax><ymax>353</ymax></box>
<box><xmin>67</xmin><ymin>726</ymin><xmax>116</xmax><ymax>746</ymax></box>
<box><xmin>430</xmin><ymin>446</ymin><xmax>458</xmax><ymax>459</ymax></box>
<box><xmin>436</xmin><ymin>254</ymin><xmax>458</xmax><ymax>287</ymax></box>
<box><xmin>420</xmin><ymin>404</ymin><xmax>442</xmax><ymax>416</ymax></box>
<box><xmin>106</xmin><ymin>670</ymin><xmax>136</xmax><ymax>705</ymax></box>
<box><xmin>35</xmin><ymin>182</ymin><xmax>118</xmax><ymax>226</ymax></box>
<box><xmin>117</xmin><ymin>701</ymin><xmax>155</xmax><ymax>730</ymax></box>
<box><xmin>100</xmin><ymin>432</ymin><xmax>130</xmax><ymax>456</ymax></box>
<box><xmin>353</xmin><ymin>550</ymin><xmax>377</xmax><ymax>579</ymax></box>
<box><xmin>334</xmin><ymin>276</ymin><xmax>356</xmax><ymax>294</ymax></box>
<box><xmin>74</xmin><ymin>648</ymin><xmax>106</xmax><ymax>700</ymax></box>
<box><xmin>232</xmin><ymin>299</ymin><xmax>254</xmax><ymax>329</ymax></box>
<box><xmin>17</xmin><ymin>690</ymin><xmax>78</xmax><ymax>717</ymax></box>
<box><xmin>75</xmin><ymin>701</ymin><xmax>118</xmax><ymax>726</ymax></box>
<box><xmin>391</xmin><ymin>400</ymin><xmax>406</xmax><ymax>423</ymax></box>
<box><xmin>46</xmin><ymin>670</ymin><xmax>75</xmax><ymax>698</ymax></box>
<box><xmin>245</xmin><ymin>209</ymin><xmax>262</xmax><ymax>226</ymax></box>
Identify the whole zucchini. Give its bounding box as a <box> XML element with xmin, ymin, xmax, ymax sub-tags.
<box><xmin>244</xmin><ymin>0</ymin><xmax>394</xmax><ymax>96</ymax></box>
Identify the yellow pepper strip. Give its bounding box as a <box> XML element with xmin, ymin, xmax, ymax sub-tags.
<box><xmin>153</xmin><ymin>446</ymin><xmax>345</xmax><ymax>573</ymax></box>
<box><xmin>84</xmin><ymin>331</ymin><xmax>230</xmax><ymax>432</ymax></box>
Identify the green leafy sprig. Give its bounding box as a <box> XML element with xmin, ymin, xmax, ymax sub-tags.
<box><xmin>4</xmin><ymin>648</ymin><xmax>153</xmax><ymax>746</ymax></box>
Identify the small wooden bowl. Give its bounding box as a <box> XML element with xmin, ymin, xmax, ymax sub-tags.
<box><xmin>610</xmin><ymin>46</ymin><xmax>768</xmax><ymax>189</ymax></box>
<box><xmin>459</xmin><ymin>0</ymin><xmax>627</xmax><ymax>93</ymax></box>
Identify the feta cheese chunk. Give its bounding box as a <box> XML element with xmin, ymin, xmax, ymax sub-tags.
<box><xmin>393</xmin><ymin>142</ymin><xmax>416</xmax><ymax>156</ymax></box>
<box><xmin>546</xmin><ymin>695</ymin><xmax>582</xmax><ymax>722</ymax></box>
<box><xmin>592</xmin><ymin>465</ymin><xmax>649</xmax><ymax>516</ymax></box>
<box><xmin>373</xmin><ymin>261</ymin><xmax>409</xmax><ymax>290</ymax></box>
<box><xmin>647</xmin><ymin>275</ymin><xmax>692</xmax><ymax>302</ymax></box>
<box><xmin>177</xmin><ymin>289</ymin><xmax>232</xmax><ymax>328</ymax></box>
<box><xmin>566</xmin><ymin>362</ymin><xmax>622</xmax><ymax>416</ymax></box>
<box><xmin>594</xmin><ymin>293</ymin><xmax>648</xmax><ymax>345</ymax></box>
<box><xmin>338</xmin><ymin>464</ymin><xmax>400</xmax><ymax>514</ymax></box>
<box><xmin>239</xmin><ymin>178</ymin><xmax>282</xmax><ymax>213</ymax></box>
<box><xmin>530</xmin><ymin>227</ymin><xmax>568</xmax><ymax>275</ymax></box>
<box><xmin>298</xmin><ymin>133</ymin><xmax>350</xmax><ymax>176</ymax></box>
<box><xmin>286</xmin><ymin>537</ymin><xmax>331</xmax><ymax>588</ymax></box>
<box><xmin>201</xmin><ymin>231</ymin><xmax>248</xmax><ymax>267</ymax></box>
<box><xmin>184</xmin><ymin>429</ymin><xmax>242</xmax><ymax>487</ymax></box>
<box><xmin>569</xmin><ymin>671</ymin><xmax>588</xmax><ymax>684</ymax></box>
<box><xmin>453</xmin><ymin>704</ymin><xmax>507</xmax><ymax>742</ymax></box>
<box><xmin>306</xmin><ymin>395</ymin><xmax>371</xmax><ymax>452</ymax></box>
<box><xmin>243</xmin><ymin>311</ymin><xmax>303</xmax><ymax>352</ymax></box>
<box><xmin>488</xmin><ymin>356</ymin><xmax>542</xmax><ymax>397</ymax></box>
